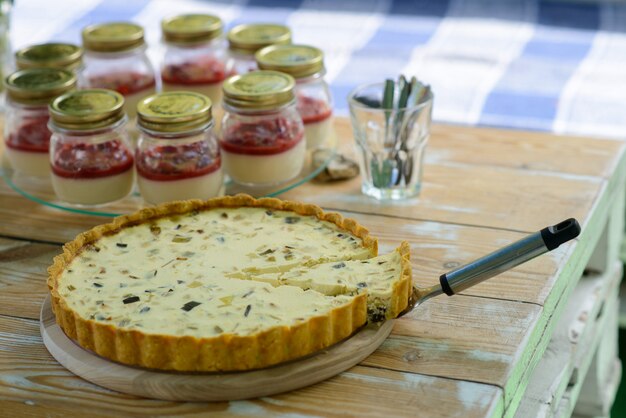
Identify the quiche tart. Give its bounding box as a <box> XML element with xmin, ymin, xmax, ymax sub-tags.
<box><xmin>48</xmin><ymin>194</ymin><xmax>412</xmax><ymax>372</ymax></box>
<box><xmin>252</xmin><ymin>242</ymin><xmax>411</xmax><ymax>322</ymax></box>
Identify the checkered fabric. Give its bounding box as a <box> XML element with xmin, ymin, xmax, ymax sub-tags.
<box><xmin>11</xmin><ymin>0</ymin><xmax>626</xmax><ymax>139</ymax></box>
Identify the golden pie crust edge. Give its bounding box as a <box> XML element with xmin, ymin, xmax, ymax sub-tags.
<box><xmin>47</xmin><ymin>194</ymin><xmax>381</xmax><ymax>372</ymax></box>
<box><xmin>387</xmin><ymin>241</ymin><xmax>412</xmax><ymax>319</ymax></box>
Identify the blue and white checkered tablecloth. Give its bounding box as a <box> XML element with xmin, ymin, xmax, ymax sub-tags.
<box><xmin>10</xmin><ymin>0</ymin><xmax>626</xmax><ymax>140</ymax></box>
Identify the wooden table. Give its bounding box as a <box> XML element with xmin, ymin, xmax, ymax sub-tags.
<box><xmin>0</xmin><ymin>120</ymin><xmax>624</xmax><ymax>417</ymax></box>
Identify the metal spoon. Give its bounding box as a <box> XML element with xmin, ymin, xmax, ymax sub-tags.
<box><xmin>397</xmin><ymin>218</ymin><xmax>581</xmax><ymax>317</ymax></box>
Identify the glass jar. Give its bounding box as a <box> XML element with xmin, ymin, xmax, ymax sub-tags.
<box><xmin>136</xmin><ymin>91</ymin><xmax>223</xmax><ymax>204</ymax></box>
<box><xmin>226</xmin><ymin>24</ymin><xmax>291</xmax><ymax>75</ymax></box>
<box><xmin>0</xmin><ymin>0</ymin><xmax>13</xmax><ymax>110</ymax></box>
<box><xmin>3</xmin><ymin>68</ymin><xmax>76</xmax><ymax>177</ymax></box>
<box><xmin>161</xmin><ymin>14</ymin><xmax>233</xmax><ymax>109</ymax></box>
<box><xmin>221</xmin><ymin>71</ymin><xmax>305</xmax><ymax>187</ymax></box>
<box><xmin>81</xmin><ymin>22</ymin><xmax>156</xmax><ymax>120</ymax></box>
<box><xmin>48</xmin><ymin>89</ymin><xmax>135</xmax><ymax>205</ymax></box>
<box><xmin>15</xmin><ymin>43</ymin><xmax>86</xmax><ymax>86</ymax></box>
<box><xmin>256</xmin><ymin>44</ymin><xmax>334</xmax><ymax>150</ymax></box>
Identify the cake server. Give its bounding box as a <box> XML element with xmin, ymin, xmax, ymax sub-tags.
<box><xmin>398</xmin><ymin>218</ymin><xmax>581</xmax><ymax>317</ymax></box>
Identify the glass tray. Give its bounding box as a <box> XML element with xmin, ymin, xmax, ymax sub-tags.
<box><xmin>1</xmin><ymin>147</ymin><xmax>335</xmax><ymax>218</ymax></box>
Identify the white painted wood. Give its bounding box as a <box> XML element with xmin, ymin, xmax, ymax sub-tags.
<box><xmin>588</xmin><ymin>181</ymin><xmax>625</xmax><ymax>273</ymax></box>
<box><xmin>557</xmin><ymin>274</ymin><xmax>621</xmax><ymax>418</ymax></box>
<box><xmin>619</xmin><ymin>280</ymin><xmax>626</xmax><ymax>328</ymax></box>
<box><xmin>573</xmin><ymin>285</ymin><xmax>621</xmax><ymax>417</ymax></box>
<box><xmin>514</xmin><ymin>262</ymin><xmax>622</xmax><ymax>418</ymax></box>
<box><xmin>560</xmin><ymin>361</ymin><xmax>621</xmax><ymax>418</ymax></box>
<box><xmin>573</xmin><ymin>358</ymin><xmax>622</xmax><ymax>418</ymax></box>
<box><xmin>40</xmin><ymin>296</ymin><xmax>395</xmax><ymax>402</ymax></box>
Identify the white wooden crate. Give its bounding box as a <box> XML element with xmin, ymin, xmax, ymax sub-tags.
<box><xmin>515</xmin><ymin>262</ymin><xmax>622</xmax><ymax>418</ymax></box>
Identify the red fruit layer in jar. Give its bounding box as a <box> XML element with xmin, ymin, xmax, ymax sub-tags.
<box><xmin>162</xmin><ymin>57</ymin><xmax>232</xmax><ymax>85</ymax></box>
<box><xmin>297</xmin><ymin>95</ymin><xmax>332</xmax><ymax>124</ymax></box>
<box><xmin>51</xmin><ymin>139</ymin><xmax>134</xmax><ymax>179</ymax></box>
<box><xmin>136</xmin><ymin>141</ymin><xmax>221</xmax><ymax>181</ymax></box>
<box><xmin>5</xmin><ymin>115</ymin><xmax>51</xmax><ymax>153</ymax></box>
<box><xmin>88</xmin><ymin>72</ymin><xmax>156</xmax><ymax>96</ymax></box>
<box><xmin>220</xmin><ymin>117</ymin><xmax>304</xmax><ymax>156</ymax></box>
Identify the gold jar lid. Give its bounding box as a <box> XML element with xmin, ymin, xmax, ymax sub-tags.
<box><xmin>49</xmin><ymin>89</ymin><xmax>125</xmax><ymax>130</ymax></box>
<box><xmin>5</xmin><ymin>68</ymin><xmax>77</xmax><ymax>105</ymax></box>
<box><xmin>222</xmin><ymin>71</ymin><xmax>295</xmax><ymax>110</ymax></box>
<box><xmin>137</xmin><ymin>91</ymin><xmax>213</xmax><ymax>133</ymax></box>
<box><xmin>82</xmin><ymin>22</ymin><xmax>145</xmax><ymax>53</ymax></box>
<box><xmin>227</xmin><ymin>23</ymin><xmax>291</xmax><ymax>54</ymax></box>
<box><xmin>15</xmin><ymin>43</ymin><xmax>84</xmax><ymax>71</ymax></box>
<box><xmin>256</xmin><ymin>44</ymin><xmax>324</xmax><ymax>79</ymax></box>
<box><xmin>162</xmin><ymin>14</ymin><xmax>223</xmax><ymax>45</ymax></box>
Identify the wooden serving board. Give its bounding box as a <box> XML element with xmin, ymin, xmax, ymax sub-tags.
<box><xmin>39</xmin><ymin>296</ymin><xmax>394</xmax><ymax>401</ymax></box>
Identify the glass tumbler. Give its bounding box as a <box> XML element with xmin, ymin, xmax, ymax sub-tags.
<box><xmin>348</xmin><ymin>82</ymin><xmax>433</xmax><ymax>200</ymax></box>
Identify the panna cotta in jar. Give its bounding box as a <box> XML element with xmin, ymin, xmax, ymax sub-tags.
<box><xmin>3</xmin><ymin>68</ymin><xmax>76</xmax><ymax>177</ymax></box>
<box><xmin>227</xmin><ymin>24</ymin><xmax>291</xmax><ymax>75</ymax></box>
<box><xmin>15</xmin><ymin>42</ymin><xmax>86</xmax><ymax>86</ymax></box>
<box><xmin>87</xmin><ymin>72</ymin><xmax>155</xmax><ymax>120</ymax></box>
<box><xmin>220</xmin><ymin>71</ymin><xmax>305</xmax><ymax>186</ymax></box>
<box><xmin>160</xmin><ymin>14</ymin><xmax>234</xmax><ymax>107</ymax></box>
<box><xmin>81</xmin><ymin>22</ymin><xmax>156</xmax><ymax>119</ymax></box>
<box><xmin>4</xmin><ymin>116</ymin><xmax>51</xmax><ymax>177</ymax></box>
<box><xmin>136</xmin><ymin>91</ymin><xmax>223</xmax><ymax>204</ymax></box>
<box><xmin>298</xmin><ymin>95</ymin><xmax>334</xmax><ymax>150</ymax></box>
<box><xmin>162</xmin><ymin>58</ymin><xmax>226</xmax><ymax>106</ymax></box>
<box><xmin>256</xmin><ymin>44</ymin><xmax>335</xmax><ymax>150</ymax></box>
<box><xmin>48</xmin><ymin>89</ymin><xmax>135</xmax><ymax>205</ymax></box>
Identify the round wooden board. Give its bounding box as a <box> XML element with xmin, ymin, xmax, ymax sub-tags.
<box><xmin>40</xmin><ymin>296</ymin><xmax>394</xmax><ymax>401</ymax></box>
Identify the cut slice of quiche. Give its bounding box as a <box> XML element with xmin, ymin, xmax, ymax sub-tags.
<box><xmin>48</xmin><ymin>194</ymin><xmax>411</xmax><ymax>372</ymax></box>
<box><xmin>252</xmin><ymin>242</ymin><xmax>412</xmax><ymax>321</ymax></box>
<box><xmin>54</xmin><ymin>271</ymin><xmax>366</xmax><ymax>371</ymax></box>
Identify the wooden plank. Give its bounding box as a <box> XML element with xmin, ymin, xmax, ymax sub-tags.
<box><xmin>587</xmin><ymin>183</ymin><xmax>625</xmax><ymax>273</ymax></box>
<box><xmin>0</xmin><ymin>238</ymin><xmax>59</xmax><ymax>319</ymax></box>
<box><xmin>1</xmin><ymin>119</ymin><xmax>624</xmax><ymax>417</ymax></box>
<box><xmin>0</xmin><ymin>183</ymin><xmax>104</xmax><ymax>243</ymax></box>
<box><xmin>0</xmin><ymin>233</ymin><xmax>545</xmax><ymax>391</ymax></box>
<box><xmin>0</xmin><ymin>236</ymin><xmax>31</xmax><ymax>252</ymax></box>
<box><xmin>558</xmin><ymin>285</ymin><xmax>621</xmax><ymax>418</ymax></box>
<box><xmin>572</xmin><ymin>272</ymin><xmax>622</xmax><ymax>417</ymax></box>
<box><xmin>0</xmin><ymin>218</ymin><xmax>568</xmax><ymax>322</ymax></box>
<box><xmin>0</xmin><ymin>171</ymin><xmax>618</xmax><ymax>415</ymax></box>
<box><xmin>0</xmin><ymin>168</ymin><xmax>597</xmax><ymax>245</ymax></box>
<box><xmin>0</xmin><ymin>314</ymin><xmax>504</xmax><ymax>418</ymax></box>
<box><xmin>41</xmin><ymin>295</ymin><xmax>395</xmax><ymax>402</ymax></box>
<box><xmin>514</xmin><ymin>263</ymin><xmax>623</xmax><ymax>418</ymax></box>
<box><xmin>333</xmin><ymin>119</ymin><xmax>626</xmax><ymax>179</ymax></box>
<box><xmin>500</xmin><ymin>175</ymin><xmax>626</xmax><ymax>417</ymax></box>
<box><xmin>338</xmin><ymin>212</ymin><xmax>568</xmax><ymax>305</ymax></box>
<box><xmin>426</xmin><ymin>127</ymin><xmax>624</xmax><ymax>180</ymax></box>
<box><xmin>282</xmin><ymin>163</ymin><xmax>603</xmax><ymax>233</ymax></box>
<box><xmin>0</xmin><ymin>233</ymin><xmax>548</xmax><ymax>411</ymax></box>
<box><xmin>1</xmin><ymin>120</ymin><xmax>622</xmax><ymax>241</ymax></box>
<box><xmin>618</xmin><ymin>280</ymin><xmax>626</xmax><ymax>328</ymax></box>
<box><xmin>283</xmin><ymin>120</ymin><xmax>625</xmax><ymax>233</ymax></box>
<box><xmin>365</xmin><ymin>295</ymin><xmax>541</xmax><ymax>387</ymax></box>
<box><xmin>0</xmin><ymin>233</ymin><xmax>555</xmax><ymax>416</ymax></box>
<box><xmin>573</xmin><ymin>359</ymin><xmax>622</xmax><ymax>417</ymax></box>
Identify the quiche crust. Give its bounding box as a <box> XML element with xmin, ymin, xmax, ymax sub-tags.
<box><xmin>385</xmin><ymin>241</ymin><xmax>412</xmax><ymax>319</ymax></box>
<box><xmin>47</xmin><ymin>194</ymin><xmax>378</xmax><ymax>372</ymax></box>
